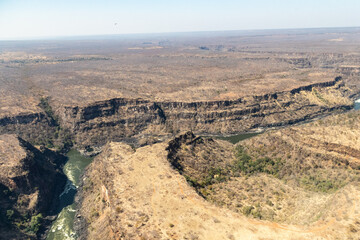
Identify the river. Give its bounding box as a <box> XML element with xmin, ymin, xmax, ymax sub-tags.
<box><xmin>355</xmin><ymin>99</ymin><xmax>360</xmax><ymax>110</ymax></box>
<box><xmin>215</xmin><ymin>132</ymin><xmax>260</xmax><ymax>144</ymax></box>
<box><xmin>46</xmin><ymin>150</ymin><xmax>94</xmax><ymax>240</ymax></box>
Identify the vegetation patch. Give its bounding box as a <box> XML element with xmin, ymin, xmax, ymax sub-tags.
<box><xmin>300</xmin><ymin>175</ymin><xmax>345</xmax><ymax>193</ymax></box>
<box><xmin>26</xmin><ymin>213</ymin><xmax>43</xmax><ymax>235</ymax></box>
<box><xmin>37</xmin><ymin>97</ymin><xmax>74</xmax><ymax>151</ymax></box>
<box><xmin>232</xmin><ymin>145</ymin><xmax>283</xmax><ymax>177</ymax></box>
<box><xmin>312</xmin><ymin>88</ymin><xmax>329</xmax><ymax>105</ymax></box>
<box><xmin>3</xmin><ymin>211</ymin><xmax>44</xmax><ymax>237</ymax></box>
<box><xmin>183</xmin><ymin>144</ymin><xmax>284</xmax><ymax>199</ymax></box>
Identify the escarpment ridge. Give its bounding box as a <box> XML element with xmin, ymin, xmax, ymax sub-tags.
<box><xmin>0</xmin><ymin>76</ymin><xmax>355</xmax><ymax>149</ymax></box>
<box><xmin>57</xmin><ymin>76</ymin><xmax>353</xmax><ymax>147</ymax></box>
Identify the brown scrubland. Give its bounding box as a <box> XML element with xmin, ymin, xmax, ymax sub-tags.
<box><xmin>1</xmin><ymin>28</ymin><xmax>360</xmax><ymax>239</ymax></box>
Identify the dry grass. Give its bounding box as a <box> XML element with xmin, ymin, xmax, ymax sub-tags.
<box><xmin>1</xmin><ymin>28</ymin><xmax>360</xmax><ymax>116</ymax></box>
<box><xmin>78</xmin><ymin>136</ymin><xmax>360</xmax><ymax>239</ymax></box>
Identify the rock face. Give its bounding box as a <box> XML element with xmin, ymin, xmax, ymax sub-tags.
<box><xmin>59</xmin><ymin>76</ymin><xmax>353</xmax><ymax>148</ymax></box>
<box><xmin>58</xmin><ymin>99</ymin><xmax>167</xmax><ymax>147</ymax></box>
<box><xmin>0</xmin><ymin>77</ymin><xmax>355</xmax><ymax>149</ymax></box>
<box><xmin>0</xmin><ymin>134</ymin><xmax>67</xmax><ymax>239</ymax></box>
<box><xmin>0</xmin><ymin>112</ymin><xmax>57</xmax><ymax>146</ymax></box>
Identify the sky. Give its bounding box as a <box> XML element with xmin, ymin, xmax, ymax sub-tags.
<box><xmin>0</xmin><ymin>0</ymin><xmax>360</xmax><ymax>40</ymax></box>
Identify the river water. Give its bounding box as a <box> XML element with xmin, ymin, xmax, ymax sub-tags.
<box><xmin>46</xmin><ymin>150</ymin><xmax>93</xmax><ymax>240</ymax></box>
<box><xmin>215</xmin><ymin>132</ymin><xmax>260</xmax><ymax>144</ymax></box>
<box><xmin>355</xmin><ymin>99</ymin><xmax>360</xmax><ymax>110</ymax></box>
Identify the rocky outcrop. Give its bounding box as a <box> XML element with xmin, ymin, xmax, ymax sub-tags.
<box><xmin>0</xmin><ymin>112</ymin><xmax>57</xmax><ymax>146</ymax></box>
<box><xmin>57</xmin><ymin>77</ymin><xmax>353</xmax><ymax>147</ymax></box>
<box><xmin>166</xmin><ymin>131</ymin><xmax>234</xmax><ymax>174</ymax></box>
<box><xmin>0</xmin><ymin>134</ymin><xmax>67</xmax><ymax>239</ymax></box>
<box><xmin>58</xmin><ymin>99</ymin><xmax>167</xmax><ymax>147</ymax></box>
<box><xmin>289</xmin><ymin>76</ymin><xmax>342</xmax><ymax>94</ymax></box>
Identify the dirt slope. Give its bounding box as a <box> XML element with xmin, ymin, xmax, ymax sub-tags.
<box><xmin>75</xmin><ymin>136</ymin><xmax>360</xmax><ymax>239</ymax></box>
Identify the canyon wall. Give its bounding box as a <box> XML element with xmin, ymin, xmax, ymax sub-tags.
<box><xmin>0</xmin><ymin>77</ymin><xmax>355</xmax><ymax>148</ymax></box>
<box><xmin>0</xmin><ymin>134</ymin><xmax>67</xmax><ymax>239</ymax></box>
<box><xmin>0</xmin><ymin>112</ymin><xmax>57</xmax><ymax>145</ymax></box>
<box><xmin>57</xmin><ymin>76</ymin><xmax>353</xmax><ymax>147</ymax></box>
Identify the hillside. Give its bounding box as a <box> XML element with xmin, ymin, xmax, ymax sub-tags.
<box><xmin>0</xmin><ymin>134</ymin><xmax>67</xmax><ymax>239</ymax></box>
<box><xmin>75</xmin><ymin>110</ymin><xmax>360</xmax><ymax>239</ymax></box>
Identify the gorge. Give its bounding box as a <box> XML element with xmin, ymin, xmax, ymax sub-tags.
<box><xmin>1</xmin><ymin>28</ymin><xmax>360</xmax><ymax>239</ymax></box>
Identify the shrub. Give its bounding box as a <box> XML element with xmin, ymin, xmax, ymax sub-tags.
<box><xmin>26</xmin><ymin>213</ymin><xmax>43</xmax><ymax>235</ymax></box>
<box><xmin>252</xmin><ymin>208</ymin><xmax>263</xmax><ymax>219</ymax></box>
<box><xmin>300</xmin><ymin>175</ymin><xmax>342</xmax><ymax>193</ymax></box>
<box><xmin>204</xmin><ymin>167</ymin><xmax>227</xmax><ymax>185</ymax></box>
<box><xmin>6</xmin><ymin>210</ymin><xmax>14</xmax><ymax>220</ymax></box>
<box><xmin>242</xmin><ymin>206</ymin><xmax>254</xmax><ymax>216</ymax></box>
<box><xmin>266</xmin><ymin>199</ymin><xmax>274</xmax><ymax>206</ymax></box>
<box><xmin>184</xmin><ymin>175</ymin><xmax>200</xmax><ymax>188</ymax></box>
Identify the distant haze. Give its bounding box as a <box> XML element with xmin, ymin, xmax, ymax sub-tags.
<box><xmin>1</xmin><ymin>0</ymin><xmax>360</xmax><ymax>40</ymax></box>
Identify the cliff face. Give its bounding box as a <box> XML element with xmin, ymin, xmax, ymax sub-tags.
<box><xmin>58</xmin><ymin>99</ymin><xmax>167</xmax><ymax>147</ymax></box>
<box><xmin>0</xmin><ymin>134</ymin><xmax>67</xmax><ymax>239</ymax></box>
<box><xmin>0</xmin><ymin>112</ymin><xmax>57</xmax><ymax>146</ymax></box>
<box><xmin>0</xmin><ymin>77</ymin><xmax>355</xmax><ymax>149</ymax></box>
<box><xmin>58</xmin><ymin>77</ymin><xmax>353</xmax><ymax>147</ymax></box>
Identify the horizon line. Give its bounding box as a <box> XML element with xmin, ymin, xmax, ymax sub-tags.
<box><xmin>1</xmin><ymin>25</ymin><xmax>360</xmax><ymax>42</ymax></box>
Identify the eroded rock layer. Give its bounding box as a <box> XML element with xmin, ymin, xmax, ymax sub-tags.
<box><xmin>0</xmin><ymin>77</ymin><xmax>355</xmax><ymax>149</ymax></box>
<box><xmin>58</xmin><ymin>77</ymin><xmax>353</xmax><ymax>147</ymax></box>
<box><xmin>0</xmin><ymin>112</ymin><xmax>57</xmax><ymax>146</ymax></box>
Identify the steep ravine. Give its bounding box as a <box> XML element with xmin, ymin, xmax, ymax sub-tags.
<box><xmin>0</xmin><ymin>135</ymin><xmax>67</xmax><ymax>239</ymax></box>
<box><xmin>44</xmin><ymin>94</ymin><xmax>360</xmax><ymax>239</ymax></box>
<box><xmin>46</xmin><ymin>150</ymin><xmax>94</xmax><ymax>240</ymax></box>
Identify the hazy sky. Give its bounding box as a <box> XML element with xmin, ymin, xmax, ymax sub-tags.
<box><xmin>0</xmin><ymin>0</ymin><xmax>359</xmax><ymax>40</ymax></box>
